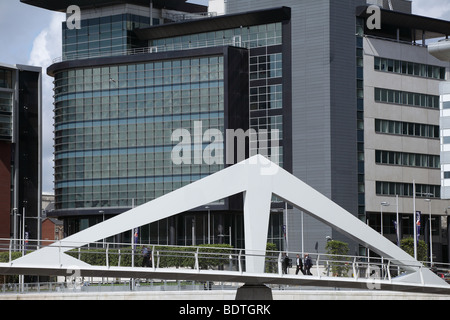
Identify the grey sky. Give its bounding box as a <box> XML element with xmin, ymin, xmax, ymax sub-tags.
<box><xmin>0</xmin><ymin>0</ymin><xmax>448</xmax><ymax>194</ymax></box>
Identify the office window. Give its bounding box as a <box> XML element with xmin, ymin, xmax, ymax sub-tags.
<box><xmin>374</xmin><ymin>88</ymin><xmax>439</xmax><ymax>110</ymax></box>
<box><xmin>0</xmin><ymin>69</ymin><xmax>12</xmax><ymax>89</ymax></box>
<box><xmin>375</xmin><ymin>150</ymin><xmax>440</xmax><ymax>169</ymax></box>
<box><xmin>375</xmin><ymin>119</ymin><xmax>439</xmax><ymax>139</ymax></box>
<box><xmin>376</xmin><ymin>181</ymin><xmax>440</xmax><ymax>198</ymax></box>
<box><xmin>443</xmin><ymin>101</ymin><xmax>450</xmax><ymax>109</ymax></box>
<box><xmin>374</xmin><ymin>56</ymin><xmax>446</xmax><ymax>80</ymax></box>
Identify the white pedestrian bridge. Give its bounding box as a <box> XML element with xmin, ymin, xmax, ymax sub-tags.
<box><xmin>0</xmin><ymin>240</ymin><xmax>450</xmax><ymax>298</ymax></box>
<box><xmin>1</xmin><ymin>155</ymin><xmax>449</xmax><ymax>299</ymax></box>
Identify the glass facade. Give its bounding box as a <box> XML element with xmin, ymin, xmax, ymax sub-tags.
<box><xmin>62</xmin><ymin>14</ymin><xmax>156</xmax><ymax>60</ymax></box>
<box><xmin>50</xmin><ymin>6</ymin><xmax>289</xmax><ymax>248</ymax></box>
<box><xmin>149</xmin><ymin>23</ymin><xmax>282</xmax><ymax>50</ymax></box>
<box><xmin>147</xmin><ymin>22</ymin><xmax>285</xmax><ymax>164</ymax></box>
<box><xmin>54</xmin><ymin>56</ymin><xmax>225</xmax><ymax>210</ymax></box>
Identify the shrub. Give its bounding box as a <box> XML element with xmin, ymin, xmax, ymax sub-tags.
<box><xmin>400</xmin><ymin>238</ymin><xmax>428</xmax><ymax>262</ymax></box>
<box><xmin>325</xmin><ymin>240</ymin><xmax>351</xmax><ymax>277</ymax></box>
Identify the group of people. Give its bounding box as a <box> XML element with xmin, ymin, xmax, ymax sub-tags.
<box><xmin>282</xmin><ymin>253</ymin><xmax>313</xmax><ymax>276</ymax></box>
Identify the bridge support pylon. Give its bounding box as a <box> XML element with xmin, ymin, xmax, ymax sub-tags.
<box><xmin>235</xmin><ymin>283</ymin><xmax>273</xmax><ymax>300</ymax></box>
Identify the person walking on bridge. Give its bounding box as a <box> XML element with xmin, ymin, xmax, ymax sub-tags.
<box><xmin>295</xmin><ymin>254</ymin><xmax>304</xmax><ymax>275</ymax></box>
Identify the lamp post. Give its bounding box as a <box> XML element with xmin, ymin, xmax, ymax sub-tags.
<box><xmin>380</xmin><ymin>201</ymin><xmax>390</xmax><ymax>236</ymax></box>
<box><xmin>420</xmin><ymin>193</ymin><xmax>433</xmax><ymax>264</ymax></box>
<box><xmin>380</xmin><ymin>202</ymin><xmax>390</xmax><ymax>277</ymax></box>
<box><xmin>205</xmin><ymin>206</ymin><xmax>210</xmax><ymax>244</ymax></box>
<box><xmin>12</xmin><ymin>208</ymin><xmax>17</xmax><ymax>250</ymax></box>
<box><xmin>413</xmin><ymin>180</ymin><xmax>417</xmax><ymax>260</ymax></box>
<box><xmin>425</xmin><ymin>198</ymin><xmax>433</xmax><ymax>264</ymax></box>
<box><xmin>99</xmin><ymin>210</ymin><xmax>105</xmax><ymax>248</ymax></box>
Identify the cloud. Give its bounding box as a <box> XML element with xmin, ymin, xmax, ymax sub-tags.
<box><xmin>412</xmin><ymin>0</ymin><xmax>450</xmax><ymax>20</ymax></box>
<box><xmin>28</xmin><ymin>12</ymin><xmax>64</xmax><ymax>194</ymax></box>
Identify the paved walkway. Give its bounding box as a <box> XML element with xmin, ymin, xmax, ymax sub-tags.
<box><xmin>1</xmin><ymin>290</ymin><xmax>449</xmax><ymax>300</ymax></box>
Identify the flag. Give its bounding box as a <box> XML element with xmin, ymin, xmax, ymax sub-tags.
<box><xmin>24</xmin><ymin>231</ymin><xmax>29</xmax><ymax>254</ymax></box>
<box><xmin>134</xmin><ymin>228</ymin><xmax>139</xmax><ymax>247</ymax></box>
<box><xmin>416</xmin><ymin>211</ymin><xmax>421</xmax><ymax>244</ymax></box>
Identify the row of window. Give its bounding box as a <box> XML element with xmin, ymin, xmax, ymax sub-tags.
<box><xmin>0</xmin><ymin>92</ymin><xmax>12</xmax><ymax>114</ymax></box>
<box><xmin>149</xmin><ymin>23</ymin><xmax>283</xmax><ymax>51</ymax></box>
<box><xmin>56</xmin><ymin>163</ymin><xmax>223</xmax><ymax>182</ymax></box>
<box><xmin>374</xmin><ymin>119</ymin><xmax>440</xmax><ymax>139</ymax></box>
<box><xmin>56</xmin><ymin>58</ymin><xmax>224</xmax><ymax>81</ymax></box>
<box><xmin>64</xmin><ymin>14</ymin><xmax>151</xmax><ymax>37</ymax></box>
<box><xmin>374</xmin><ymin>88</ymin><xmax>440</xmax><ymax>109</ymax></box>
<box><xmin>55</xmin><ymin>118</ymin><xmax>224</xmax><ymax>153</ymax></box>
<box><xmin>55</xmin><ymin>102</ymin><xmax>224</xmax><ymax>125</ymax></box>
<box><xmin>55</xmin><ymin>173</ymin><xmax>212</xmax><ymax>192</ymax></box>
<box><xmin>54</xmin><ymin>58</ymin><xmax>225</xmax><ymax>95</ymax></box>
<box><xmin>376</xmin><ymin>181</ymin><xmax>440</xmax><ymax>198</ymax></box>
<box><xmin>249</xmin><ymin>53</ymin><xmax>282</xmax><ymax>80</ymax></box>
<box><xmin>375</xmin><ymin>150</ymin><xmax>440</xmax><ymax>169</ymax></box>
<box><xmin>250</xmin><ymin>84</ymin><xmax>283</xmax><ymax>111</ymax></box>
<box><xmin>0</xmin><ymin>70</ymin><xmax>12</xmax><ymax>89</ymax></box>
<box><xmin>374</xmin><ymin>56</ymin><xmax>446</xmax><ymax>80</ymax></box>
<box><xmin>63</xmin><ymin>14</ymin><xmax>152</xmax><ymax>58</ymax></box>
<box><xmin>250</xmin><ymin>115</ymin><xmax>283</xmax><ymax>134</ymax></box>
<box><xmin>55</xmin><ymin>111</ymin><xmax>223</xmax><ymax>132</ymax></box>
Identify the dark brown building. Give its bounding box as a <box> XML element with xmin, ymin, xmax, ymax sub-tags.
<box><xmin>0</xmin><ymin>63</ymin><xmax>42</xmax><ymax>242</ymax></box>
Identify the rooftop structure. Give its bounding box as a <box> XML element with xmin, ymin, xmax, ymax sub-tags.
<box><xmin>20</xmin><ymin>0</ymin><xmax>207</xmax><ymax>13</ymax></box>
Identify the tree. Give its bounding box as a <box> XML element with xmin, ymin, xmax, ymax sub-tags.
<box><xmin>265</xmin><ymin>243</ymin><xmax>278</xmax><ymax>273</ymax></box>
<box><xmin>325</xmin><ymin>240</ymin><xmax>350</xmax><ymax>277</ymax></box>
<box><xmin>400</xmin><ymin>238</ymin><xmax>428</xmax><ymax>262</ymax></box>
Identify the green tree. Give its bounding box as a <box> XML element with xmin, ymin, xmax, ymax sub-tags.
<box><xmin>325</xmin><ymin>240</ymin><xmax>350</xmax><ymax>277</ymax></box>
<box><xmin>400</xmin><ymin>238</ymin><xmax>428</xmax><ymax>262</ymax></box>
<box><xmin>265</xmin><ymin>243</ymin><xmax>278</xmax><ymax>273</ymax></box>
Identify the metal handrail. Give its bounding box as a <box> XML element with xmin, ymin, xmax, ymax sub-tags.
<box><xmin>51</xmin><ymin>37</ymin><xmax>253</xmax><ymax>64</ymax></box>
<box><xmin>1</xmin><ymin>238</ymin><xmax>449</xmax><ymax>279</ymax></box>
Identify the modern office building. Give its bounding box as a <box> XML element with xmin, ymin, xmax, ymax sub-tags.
<box><xmin>356</xmin><ymin>2</ymin><xmax>450</xmax><ymax>262</ymax></box>
<box><xmin>22</xmin><ymin>0</ymin><xmax>450</xmax><ymax>261</ymax></box>
<box><xmin>0</xmin><ymin>63</ymin><xmax>42</xmax><ymax>242</ymax></box>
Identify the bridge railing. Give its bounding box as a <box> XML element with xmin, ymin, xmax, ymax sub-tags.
<box><xmin>1</xmin><ymin>238</ymin><xmax>449</xmax><ymax>283</ymax></box>
<box><xmin>273</xmin><ymin>250</ymin><xmax>450</xmax><ymax>284</ymax></box>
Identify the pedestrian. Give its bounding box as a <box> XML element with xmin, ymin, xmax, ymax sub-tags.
<box><xmin>142</xmin><ymin>246</ymin><xmax>151</xmax><ymax>267</ymax></box>
<box><xmin>295</xmin><ymin>254</ymin><xmax>304</xmax><ymax>275</ymax></box>
<box><xmin>282</xmin><ymin>253</ymin><xmax>290</xmax><ymax>274</ymax></box>
<box><xmin>304</xmin><ymin>254</ymin><xmax>313</xmax><ymax>275</ymax></box>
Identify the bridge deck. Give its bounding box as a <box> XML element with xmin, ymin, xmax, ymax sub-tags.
<box><xmin>1</xmin><ymin>263</ymin><xmax>449</xmax><ymax>295</ymax></box>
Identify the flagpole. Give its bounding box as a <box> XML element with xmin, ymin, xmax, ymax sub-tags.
<box><xmin>413</xmin><ymin>180</ymin><xmax>417</xmax><ymax>260</ymax></box>
<box><xmin>396</xmin><ymin>195</ymin><xmax>399</xmax><ymax>247</ymax></box>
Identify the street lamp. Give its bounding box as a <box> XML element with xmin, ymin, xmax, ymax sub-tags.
<box><xmin>420</xmin><ymin>192</ymin><xmax>433</xmax><ymax>264</ymax></box>
<box><xmin>205</xmin><ymin>206</ymin><xmax>210</xmax><ymax>244</ymax></box>
<box><xmin>379</xmin><ymin>201</ymin><xmax>390</xmax><ymax>278</ymax></box>
<box><xmin>99</xmin><ymin>210</ymin><xmax>105</xmax><ymax>248</ymax></box>
<box><xmin>380</xmin><ymin>201</ymin><xmax>390</xmax><ymax>236</ymax></box>
<box><xmin>424</xmin><ymin>198</ymin><xmax>433</xmax><ymax>264</ymax></box>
